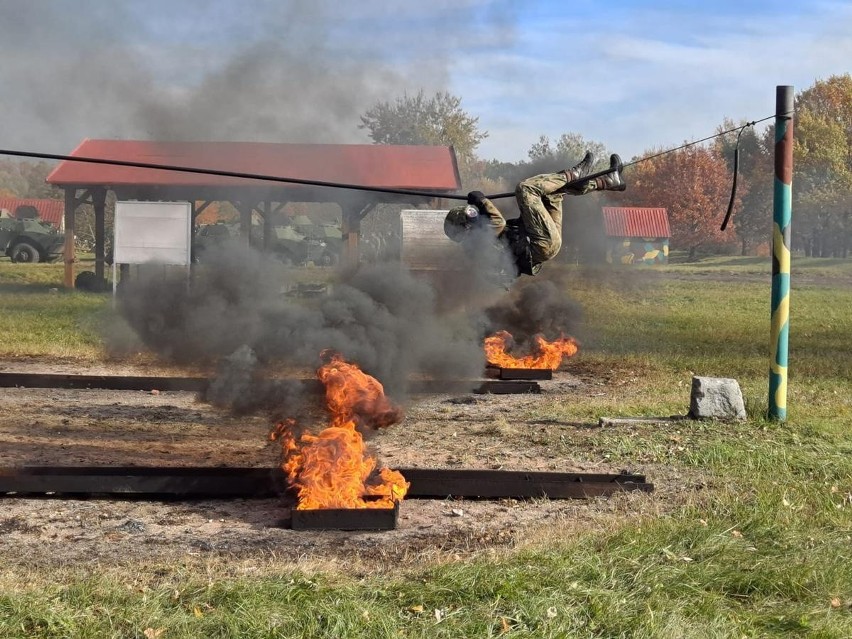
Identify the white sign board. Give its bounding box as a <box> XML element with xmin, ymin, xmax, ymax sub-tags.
<box><xmin>114</xmin><ymin>201</ymin><xmax>192</xmax><ymax>265</ymax></box>
<box><xmin>399</xmin><ymin>210</ymin><xmax>463</xmax><ymax>270</ymax></box>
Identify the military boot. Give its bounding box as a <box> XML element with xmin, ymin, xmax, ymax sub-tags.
<box><xmin>564</xmin><ymin>151</ymin><xmax>596</xmax><ymax>182</ymax></box>
<box><xmin>592</xmin><ymin>154</ymin><xmax>626</xmax><ymax>192</ymax></box>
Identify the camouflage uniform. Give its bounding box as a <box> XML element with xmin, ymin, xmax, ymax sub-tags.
<box><xmin>514</xmin><ymin>171</ymin><xmax>594</xmax><ymax>264</ymax></box>
<box><xmin>444</xmin><ymin>171</ymin><xmax>594</xmax><ymax>275</ymax></box>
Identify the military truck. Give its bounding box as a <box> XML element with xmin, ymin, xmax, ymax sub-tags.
<box><xmin>0</xmin><ymin>214</ymin><xmax>65</xmax><ymax>263</ymax></box>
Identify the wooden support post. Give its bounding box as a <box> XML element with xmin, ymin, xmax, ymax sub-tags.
<box><xmin>63</xmin><ymin>188</ymin><xmax>76</xmax><ymax>288</ymax></box>
<box><xmin>189</xmin><ymin>201</ymin><xmax>197</xmax><ymax>265</ymax></box>
<box><xmin>93</xmin><ymin>188</ymin><xmax>107</xmax><ymax>280</ymax></box>
<box><xmin>342</xmin><ymin>209</ymin><xmax>360</xmax><ymax>267</ymax></box>
<box><xmin>263</xmin><ymin>200</ymin><xmax>272</xmax><ymax>252</ymax></box>
<box><xmin>239</xmin><ymin>203</ymin><xmax>252</xmax><ymax>247</ymax></box>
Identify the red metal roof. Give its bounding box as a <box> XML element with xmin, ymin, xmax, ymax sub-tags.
<box><xmin>601</xmin><ymin>207</ymin><xmax>670</xmax><ymax>238</ymax></box>
<box><xmin>0</xmin><ymin>198</ymin><xmax>64</xmax><ymax>228</ymax></box>
<box><xmin>46</xmin><ymin>139</ymin><xmax>461</xmax><ymax>191</ymax></box>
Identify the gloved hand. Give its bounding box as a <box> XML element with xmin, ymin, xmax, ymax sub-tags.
<box><xmin>467</xmin><ymin>190</ymin><xmax>487</xmax><ymax>207</ymax></box>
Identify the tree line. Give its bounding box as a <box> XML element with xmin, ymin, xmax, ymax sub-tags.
<box><xmin>360</xmin><ymin>78</ymin><xmax>852</xmax><ymax>259</ymax></box>
<box><xmin>2</xmin><ymin>76</ymin><xmax>851</xmax><ymax>259</ymax></box>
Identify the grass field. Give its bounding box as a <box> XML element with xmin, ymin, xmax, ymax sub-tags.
<box><xmin>1</xmin><ymin>256</ymin><xmax>851</xmax><ymax>638</ymax></box>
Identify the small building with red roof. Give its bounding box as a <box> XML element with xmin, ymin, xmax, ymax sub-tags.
<box><xmin>601</xmin><ymin>207</ymin><xmax>671</xmax><ymax>265</ymax></box>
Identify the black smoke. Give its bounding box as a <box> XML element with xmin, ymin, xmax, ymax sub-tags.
<box><xmin>482</xmin><ymin>275</ymin><xmax>583</xmax><ymax>347</ymax></box>
<box><xmin>112</xmin><ymin>241</ymin><xmax>489</xmax><ymax>413</ymax></box>
<box><xmin>0</xmin><ymin>1</ymin><xmax>513</xmax><ymax>152</ymax></box>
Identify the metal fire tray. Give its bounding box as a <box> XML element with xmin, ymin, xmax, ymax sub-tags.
<box><xmin>486</xmin><ymin>366</ymin><xmax>553</xmax><ymax>381</ymax></box>
<box><xmin>475</xmin><ymin>380</ymin><xmax>541</xmax><ymax>394</ymax></box>
<box><xmin>290</xmin><ymin>502</ymin><xmax>399</xmax><ymax>531</ymax></box>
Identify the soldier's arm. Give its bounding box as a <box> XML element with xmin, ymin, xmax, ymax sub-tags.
<box><xmin>480</xmin><ymin>198</ymin><xmax>506</xmax><ymax>235</ymax></box>
<box><xmin>468</xmin><ymin>191</ymin><xmax>506</xmax><ymax>235</ymax></box>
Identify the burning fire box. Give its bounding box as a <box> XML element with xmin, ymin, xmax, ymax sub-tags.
<box><xmin>290</xmin><ymin>502</ymin><xmax>399</xmax><ymax>531</ymax></box>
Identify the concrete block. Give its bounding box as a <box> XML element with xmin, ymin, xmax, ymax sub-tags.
<box><xmin>689</xmin><ymin>376</ymin><xmax>747</xmax><ymax>420</ymax></box>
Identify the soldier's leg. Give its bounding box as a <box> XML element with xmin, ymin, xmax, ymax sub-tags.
<box><xmin>514</xmin><ymin>151</ymin><xmax>603</xmax><ymax>262</ymax></box>
<box><xmin>515</xmin><ymin>173</ymin><xmax>566</xmax><ymax>263</ymax></box>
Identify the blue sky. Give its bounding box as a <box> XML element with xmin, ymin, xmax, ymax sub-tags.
<box><xmin>1</xmin><ymin>0</ymin><xmax>850</xmax><ymax>163</ymax></box>
<box><xmin>455</xmin><ymin>0</ymin><xmax>852</xmax><ymax>160</ymax></box>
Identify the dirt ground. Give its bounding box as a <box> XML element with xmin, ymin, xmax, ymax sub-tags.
<box><xmin>0</xmin><ymin>357</ymin><xmax>701</xmax><ymax>571</ymax></box>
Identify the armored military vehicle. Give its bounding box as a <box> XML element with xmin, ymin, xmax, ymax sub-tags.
<box><xmin>193</xmin><ymin>222</ymin><xmax>341</xmax><ymax>266</ymax></box>
<box><xmin>0</xmin><ymin>214</ymin><xmax>65</xmax><ymax>263</ymax></box>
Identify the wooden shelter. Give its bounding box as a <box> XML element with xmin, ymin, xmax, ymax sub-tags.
<box><xmin>46</xmin><ymin>139</ymin><xmax>461</xmax><ymax>287</ymax></box>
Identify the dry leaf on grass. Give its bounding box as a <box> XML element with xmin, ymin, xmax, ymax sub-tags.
<box><xmin>143</xmin><ymin>629</ymin><xmax>165</xmax><ymax>639</ymax></box>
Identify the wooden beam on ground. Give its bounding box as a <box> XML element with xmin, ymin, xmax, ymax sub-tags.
<box><xmin>0</xmin><ymin>372</ymin><xmax>535</xmax><ymax>396</ymax></box>
<box><xmin>0</xmin><ymin>466</ymin><xmax>653</xmax><ymax>499</ymax></box>
<box><xmin>0</xmin><ymin>372</ymin><xmax>210</xmax><ymax>392</ymax></box>
<box><xmin>0</xmin><ymin>466</ymin><xmax>284</xmax><ymax>497</ymax></box>
<box><xmin>598</xmin><ymin>416</ymin><xmax>686</xmax><ymax>428</ymax></box>
<box><xmin>398</xmin><ymin>467</ymin><xmax>653</xmax><ymax>499</ymax></box>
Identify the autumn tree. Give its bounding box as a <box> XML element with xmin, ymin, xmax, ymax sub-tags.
<box><xmin>479</xmin><ymin>132</ymin><xmax>610</xmax><ymax>192</ymax></box>
<box><xmin>793</xmin><ymin>75</ymin><xmax>852</xmax><ymax>257</ymax></box>
<box><xmin>359</xmin><ymin>90</ymin><xmax>488</xmax><ymax>180</ymax></box>
<box><xmin>626</xmin><ymin>145</ymin><xmax>737</xmax><ymax>260</ymax></box>
<box><xmin>527</xmin><ymin>133</ymin><xmax>609</xmax><ymax>171</ymax></box>
<box><xmin>715</xmin><ymin>119</ymin><xmax>773</xmax><ymax>255</ymax></box>
<box><xmin>0</xmin><ymin>159</ymin><xmax>62</xmax><ymax>199</ymax></box>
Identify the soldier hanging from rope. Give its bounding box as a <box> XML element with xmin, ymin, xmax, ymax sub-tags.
<box><xmin>443</xmin><ymin>152</ymin><xmax>626</xmax><ymax>277</ymax></box>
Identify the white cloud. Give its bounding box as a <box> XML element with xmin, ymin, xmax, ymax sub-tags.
<box><xmin>462</xmin><ymin>1</ymin><xmax>852</xmax><ymax>162</ymax></box>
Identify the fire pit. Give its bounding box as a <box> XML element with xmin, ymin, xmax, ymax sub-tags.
<box><xmin>267</xmin><ymin>352</ymin><xmax>410</xmax><ymax>530</ymax></box>
<box><xmin>290</xmin><ymin>502</ymin><xmax>399</xmax><ymax>531</ymax></box>
<box><xmin>483</xmin><ymin>330</ymin><xmax>577</xmax><ymax>381</ymax></box>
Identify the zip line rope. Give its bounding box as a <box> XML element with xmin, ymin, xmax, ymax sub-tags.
<box><xmin>0</xmin><ymin>114</ymin><xmax>777</xmax><ymax>203</ymax></box>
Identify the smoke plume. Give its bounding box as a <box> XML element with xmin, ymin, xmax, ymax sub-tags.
<box><xmin>482</xmin><ymin>274</ymin><xmax>584</xmax><ymax>347</ymax></box>
<box><xmin>0</xmin><ymin>1</ymin><xmax>510</xmax><ymax>152</ymax></box>
<box><xmin>112</xmin><ymin>241</ymin><xmax>488</xmax><ymax>413</ymax></box>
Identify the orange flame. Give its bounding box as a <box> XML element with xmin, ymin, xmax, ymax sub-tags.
<box><xmin>271</xmin><ymin>353</ymin><xmax>408</xmax><ymax>510</ymax></box>
<box><xmin>484</xmin><ymin>330</ymin><xmax>579</xmax><ymax>370</ymax></box>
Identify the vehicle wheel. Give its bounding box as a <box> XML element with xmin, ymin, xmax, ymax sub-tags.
<box><xmin>11</xmin><ymin>242</ymin><xmax>41</xmax><ymax>263</ymax></box>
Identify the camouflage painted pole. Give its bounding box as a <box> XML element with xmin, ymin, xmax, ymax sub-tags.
<box><xmin>769</xmin><ymin>86</ymin><xmax>794</xmax><ymax>421</ymax></box>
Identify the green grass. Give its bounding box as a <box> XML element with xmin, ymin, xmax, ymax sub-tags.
<box><xmin>0</xmin><ymin>260</ymin><xmax>109</xmax><ymax>358</ymax></box>
<box><xmin>0</xmin><ymin>260</ymin><xmax>335</xmax><ymax>360</ymax></box>
<box><xmin>1</xmin><ymin>257</ymin><xmax>851</xmax><ymax>638</ymax></box>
